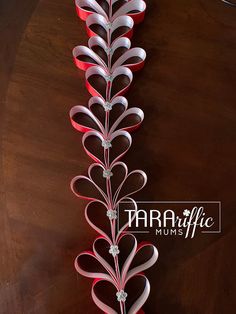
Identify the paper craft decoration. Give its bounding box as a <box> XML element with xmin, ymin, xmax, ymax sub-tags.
<box><xmin>70</xmin><ymin>1</ymin><xmax>158</xmax><ymax>313</ymax></box>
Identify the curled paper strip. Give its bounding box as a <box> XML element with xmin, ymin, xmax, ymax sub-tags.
<box><xmin>71</xmin><ymin>0</ymin><xmax>158</xmax><ymax>313</ymax></box>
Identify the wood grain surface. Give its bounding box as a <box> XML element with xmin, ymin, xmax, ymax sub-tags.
<box><xmin>0</xmin><ymin>0</ymin><xmax>236</xmax><ymax>313</ymax></box>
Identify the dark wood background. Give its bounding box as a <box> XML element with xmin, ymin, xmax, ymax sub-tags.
<box><xmin>0</xmin><ymin>0</ymin><xmax>236</xmax><ymax>313</ymax></box>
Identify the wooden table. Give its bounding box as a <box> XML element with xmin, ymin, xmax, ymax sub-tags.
<box><xmin>0</xmin><ymin>0</ymin><xmax>236</xmax><ymax>313</ymax></box>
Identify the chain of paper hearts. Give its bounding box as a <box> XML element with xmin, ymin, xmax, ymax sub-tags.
<box><xmin>70</xmin><ymin>1</ymin><xmax>158</xmax><ymax>313</ymax></box>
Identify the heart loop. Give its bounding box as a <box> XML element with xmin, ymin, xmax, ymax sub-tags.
<box><xmin>86</xmin><ymin>65</ymin><xmax>133</xmax><ymax>100</ymax></box>
<box><xmin>82</xmin><ymin>130</ymin><xmax>132</xmax><ymax>167</ymax></box>
<box><xmin>126</xmin><ymin>243</ymin><xmax>159</xmax><ymax>282</ymax></box>
<box><xmin>114</xmin><ymin>170</ymin><xmax>147</xmax><ymax>205</ymax></box>
<box><xmin>70</xmin><ymin>174</ymin><xmax>108</xmax><ymax>204</ymax></box>
<box><xmin>75</xmin><ymin>251</ymin><xmax>113</xmax><ymax>282</ymax></box>
<box><xmin>73</xmin><ymin>45</ymin><xmax>106</xmax><ymax>71</ymax></box>
<box><xmin>70</xmin><ymin>105</ymin><xmax>104</xmax><ymax>133</ymax></box>
<box><xmin>86</xmin><ymin>14</ymin><xmax>134</xmax><ymax>44</ymax></box>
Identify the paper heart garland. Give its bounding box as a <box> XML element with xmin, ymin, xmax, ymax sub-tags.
<box><xmin>70</xmin><ymin>1</ymin><xmax>158</xmax><ymax>313</ymax></box>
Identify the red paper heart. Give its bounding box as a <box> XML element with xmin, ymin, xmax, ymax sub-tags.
<box><xmin>82</xmin><ymin>130</ymin><xmax>132</xmax><ymax>166</ymax></box>
<box><xmin>85</xmin><ymin>65</ymin><xmax>133</xmax><ymax>100</ymax></box>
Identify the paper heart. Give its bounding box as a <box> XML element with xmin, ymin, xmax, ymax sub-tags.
<box><xmin>85</xmin><ymin>65</ymin><xmax>133</xmax><ymax>100</ymax></box>
<box><xmin>87</xmin><ymin>36</ymin><xmax>129</xmax><ymax>66</ymax></box>
<box><xmin>85</xmin><ymin>197</ymin><xmax>137</xmax><ymax>242</ymax></box>
<box><xmin>76</xmin><ymin>0</ymin><xmax>146</xmax><ymax>24</ymax></box>
<box><xmin>82</xmin><ymin>130</ymin><xmax>132</xmax><ymax>167</ymax></box>
<box><xmin>87</xmin><ymin>96</ymin><xmax>143</xmax><ymax>136</ymax></box>
<box><xmin>91</xmin><ymin>274</ymin><xmax>150</xmax><ymax>314</ymax></box>
<box><xmin>89</xmin><ymin>162</ymin><xmax>129</xmax><ymax>199</ymax></box>
<box><xmin>88</xmin><ymin>162</ymin><xmax>129</xmax><ymax>202</ymax></box>
<box><xmin>88</xmin><ymin>96</ymin><xmax>128</xmax><ymax>128</ymax></box>
<box><xmin>86</xmin><ymin>14</ymin><xmax>134</xmax><ymax>43</ymax></box>
<box><xmin>93</xmin><ymin>234</ymin><xmax>137</xmax><ymax>282</ymax></box>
